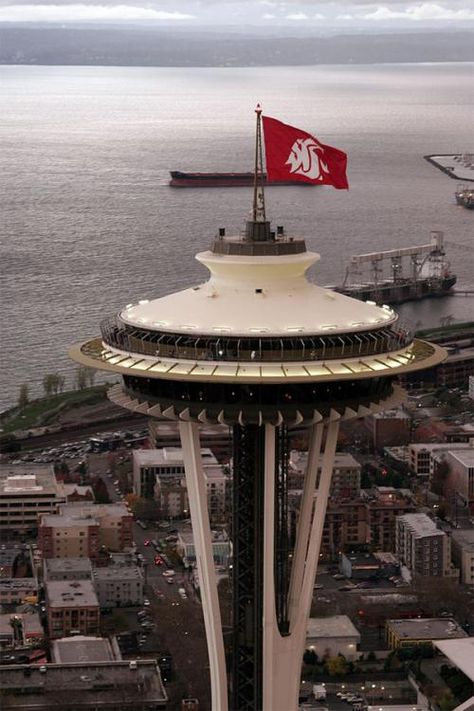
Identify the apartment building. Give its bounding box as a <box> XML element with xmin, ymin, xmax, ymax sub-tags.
<box><xmin>132</xmin><ymin>447</ymin><xmax>218</xmax><ymax>499</ymax></box>
<box><xmin>39</xmin><ymin>503</ymin><xmax>133</xmax><ymax>560</ymax></box>
<box><xmin>409</xmin><ymin>442</ymin><xmax>473</xmax><ymax>478</ymax></box>
<box><xmin>396</xmin><ymin>513</ymin><xmax>451</xmax><ymax>578</ymax></box>
<box><xmin>444</xmin><ymin>447</ymin><xmax>474</xmax><ymax>511</ymax></box>
<box><xmin>289</xmin><ymin>450</ymin><xmax>361</xmax><ymax>500</ymax></box>
<box><xmin>45</xmin><ymin>580</ymin><xmax>100</xmax><ymax>639</ymax></box>
<box><xmin>92</xmin><ymin>566</ymin><xmax>143</xmax><ymax>608</ymax></box>
<box><xmin>43</xmin><ymin>557</ymin><xmax>93</xmax><ymax>582</ymax></box>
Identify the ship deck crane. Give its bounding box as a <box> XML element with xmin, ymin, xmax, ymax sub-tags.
<box><xmin>342</xmin><ymin>231</ymin><xmax>447</xmax><ymax>287</ymax></box>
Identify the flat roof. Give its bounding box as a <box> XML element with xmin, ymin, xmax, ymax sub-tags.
<box><xmin>387</xmin><ymin>617</ymin><xmax>467</xmax><ymax>641</ymax></box>
<box><xmin>449</xmin><ymin>449</ymin><xmax>474</xmax><ymax>468</ymax></box>
<box><xmin>0</xmin><ymin>660</ymin><xmax>167</xmax><ymax>707</ymax></box>
<box><xmin>44</xmin><ymin>558</ymin><xmax>93</xmax><ymax>575</ymax></box>
<box><xmin>397</xmin><ymin>513</ymin><xmax>444</xmax><ymax>538</ymax></box>
<box><xmin>133</xmin><ymin>447</ymin><xmax>216</xmax><ymax>466</ymax></box>
<box><xmin>0</xmin><ymin>613</ymin><xmax>43</xmax><ymax>637</ymax></box>
<box><xmin>52</xmin><ymin>636</ymin><xmax>117</xmax><ymax>664</ymax></box>
<box><xmin>0</xmin><ymin>464</ymin><xmax>60</xmax><ymax>497</ymax></box>
<box><xmin>59</xmin><ymin>502</ymin><xmax>130</xmax><ymax>517</ymax></box>
<box><xmin>307</xmin><ymin>615</ymin><xmax>361</xmax><ymax>640</ymax></box>
<box><xmin>93</xmin><ymin>566</ymin><xmax>142</xmax><ymax>582</ymax></box>
<box><xmin>451</xmin><ymin>529</ymin><xmax>474</xmax><ymax>551</ymax></box>
<box><xmin>434</xmin><ymin>638</ymin><xmax>474</xmax><ymax>682</ymax></box>
<box><xmin>46</xmin><ymin>580</ymin><xmax>99</xmax><ymax>608</ymax></box>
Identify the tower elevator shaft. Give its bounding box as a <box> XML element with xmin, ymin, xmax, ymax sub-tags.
<box><xmin>231</xmin><ymin>424</ymin><xmax>289</xmax><ymax>711</ymax></box>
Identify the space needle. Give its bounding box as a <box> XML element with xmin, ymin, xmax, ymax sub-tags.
<box><xmin>70</xmin><ymin>108</ymin><xmax>445</xmax><ymax>711</ymax></box>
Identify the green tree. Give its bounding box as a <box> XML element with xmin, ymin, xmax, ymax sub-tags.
<box><xmin>18</xmin><ymin>383</ymin><xmax>29</xmax><ymax>408</ymax></box>
<box><xmin>325</xmin><ymin>655</ymin><xmax>348</xmax><ymax>676</ymax></box>
<box><xmin>438</xmin><ymin>691</ymin><xmax>456</xmax><ymax>711</ymax></box>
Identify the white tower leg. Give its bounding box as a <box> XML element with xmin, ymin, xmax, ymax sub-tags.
<box><xmin>262</xmin><ymin>412</ymin><xmax>341</xmax><ymax>711</ymax></box>
<box><xmin>179</xmin><ymin>421</ymin><xmax>228</xmax><ymax>711</ymax></box>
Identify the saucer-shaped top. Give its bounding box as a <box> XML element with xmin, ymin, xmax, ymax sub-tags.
<box><xmin>120</xmin><ymin>249</ymin><xmax>396</xmax><ymax>338</ymax></box>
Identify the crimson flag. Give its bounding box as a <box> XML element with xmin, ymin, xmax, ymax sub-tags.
<box><xmin>262</xmin><ymin>115</ymin><xmax>348</xmax><ymax>189</ymax></box>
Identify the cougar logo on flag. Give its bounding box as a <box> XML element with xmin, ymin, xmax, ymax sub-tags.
<box><xmin>286</xmin><ymin>138</ymin><xmax>329</xmax><ymax>180</ymax></box>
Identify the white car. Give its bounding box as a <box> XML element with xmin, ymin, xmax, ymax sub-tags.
<box><xmin>143</xmin><ymin>599</ymin><xmax>151</xmax><ymax>607</ymax></box>
<box><xmin>162</xmin><ymin>569</ymin><xmax>175</xmax><ymax>577</ymax></box>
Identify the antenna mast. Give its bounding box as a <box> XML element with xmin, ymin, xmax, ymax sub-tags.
<box><xmin>252</xmin><ymin>103</ymin><xmax>266</xmax><ymax>223</ymax></box>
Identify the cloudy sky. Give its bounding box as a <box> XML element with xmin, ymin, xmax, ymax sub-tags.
<box><xmin>0</xmin><ymin>0</ymin><xmax>473</xmax><ymax>29</ymax></box>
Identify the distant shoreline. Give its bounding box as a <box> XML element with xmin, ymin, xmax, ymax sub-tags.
<box><xmin>1</xmin><ymin>26</ymin><xmax>472</xmax><ymax>67</ymax></box>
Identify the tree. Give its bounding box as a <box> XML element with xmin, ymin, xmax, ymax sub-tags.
<box><xmin>18</xmin><ymin>383</ymin><xmax>29</xmax><ymax>408</ymax></box>
<box><xmin>42</xmin><ymin>372</ymin><xmax>65</xmax><ymax>396</ymax></box>
<box><xmin>76</xmin><ymin>366</ymin><xmax>89</xmax><ymax>390</ymax></box>
<box><xmin>303</xmin><ymin>649</ymin><xmax>318</xmax><ymax>666</ymax></box>
<box><xmin>325</xmin><ymin>655</ymin><xmax>348</xmax><ymax>676</ymax></box>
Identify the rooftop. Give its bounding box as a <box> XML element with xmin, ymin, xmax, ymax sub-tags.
<box><xmin>133</xmin><ymin>447</ymin><xmax>217</xmax><ymax>467</ymax></box>
<box><xmin>434</xmin><ymin>637</ymin><xmax>474</xmax><ymax>682</ymax></box>
<box><xmin>46</xmin><ymin>580</ymin><xmax>99</xmax><ymax>608</ymax></box>
<box><xmin>451</xmin><ymin>529</ymin><xmax>474</xmax><ymax>551</ymax></box>
<box><xmin>0</xmin><ymin>464</ymin><xmax>62</xmax><ymax>497</ymax></box>
<box><xmin>448</xmin><ymin>448</ymin><xmax>474</xmax><ymax>468</ymax></box>
<box><xmin>51</xmin><ymin>636</ymin><xmax>119</xmax><ymax>664</ymax></box>
<box><xmin>92</xmin><ymin>566</ymin><xmax>142</xmax><ymax>582</ymax></box>
<box><xmin>0</xmin><ymin>660</ymin><xmax>167</xmax><ymax>708</ymax></box>
<box><xmin>387</xmin><ymin>617</ymin><xmax>467</xmax><ymax>640</ymax></box>
<box><xmin>307</xmin><ymin>615</ymin><xmax>360</xmax><ymax>640</ymax></box>
<box><xmin>397</xmin><ymin>513</ymin><xmax>444</xmax><ymax>538</ymax></box>
<box><xmin>43</xmin><ymin>558</ymin><xmax>93</xmax><ymax>577</ymax></box>
<box><xmin>120</xmin><ymin>248</ymin><xmax>397</xmax><ymax>338</ymax></box>
<box><xmin>0</xmin><ymin>613</ymin><xmax>43</xmax><ymax>638</ymax></box>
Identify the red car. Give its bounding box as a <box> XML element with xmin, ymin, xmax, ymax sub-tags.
<box><xmin>154</xmin><ymin>556</ymin><xmax>163</xmax><ymax>566</ymax></box>
<box><xmin>143</xmin><ymin>539</ymin><xmax>151</xmax><ymax>547</ymax></box>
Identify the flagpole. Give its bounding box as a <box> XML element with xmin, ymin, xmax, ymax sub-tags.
<box><xmin>252</xmin><ymin>103</ymin><xmax>266</xmax><ymax>223</ymax></box>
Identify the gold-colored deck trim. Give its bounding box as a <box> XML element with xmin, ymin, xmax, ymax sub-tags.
<box><xmin>69</xmin><ymin>337</ymin><xmax>447</xmax><ymax>385</ymax></box>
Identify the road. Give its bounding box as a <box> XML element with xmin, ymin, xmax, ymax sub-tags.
<box><xmin>100</xmin><ymin>465</ymin><xmax>211</xmax><ymax>710</ymax></box>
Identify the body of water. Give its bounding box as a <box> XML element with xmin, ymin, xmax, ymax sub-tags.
<box><xmin>1</xmin><ymin>63</ymin><xmax>473</xmax><ymax>412</ymax></box>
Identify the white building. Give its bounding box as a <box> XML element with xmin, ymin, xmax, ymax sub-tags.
<box><xmin>451</xmin><ymin>529</ymin><xmax>474</xmax><ymax>585</ymax></box>
<box><xmin>132</xmin><ymin>447</ymin><xmax>218</xmax><ymax>499</ymax></box>
<box><xmin>0</xmin><ymin>464</ymin><xmax>66</xmax><ymax>534</ymax></box>
<box><xmin>409</xmin><ymin>442</ymin><xmax>473</xmax><ymax>478</ymax></box>
<box><xmin>306</xmin><ymin>615</ymin><xmax>360</xmax><ymax>661</ymax></box>
<box><xmin>444</xmin><ymin>447</ymin><xmax>474</xmax><ymax>509</ymax></box>
<box><xmin>92</xmin><ymin>566</ymin><xmax>143</xmax><ymax>608</ymax></box>
<box><xmin>177</xmin><ymin>529</ymin><xmax>231</xmax><ymax>568</ymax></box>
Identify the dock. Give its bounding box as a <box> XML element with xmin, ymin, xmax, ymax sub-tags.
<box><xmin>425</xmin><ymin>153</ymin><xmax>474</xmax><ymax>182</ymax></box>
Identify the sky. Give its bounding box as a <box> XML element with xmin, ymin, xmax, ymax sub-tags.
<box><xmin>0</xmin><ymin>0</ymin><xmax>473</xmax><ymax>30</ymax></box>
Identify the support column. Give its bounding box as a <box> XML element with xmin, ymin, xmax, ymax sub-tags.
<box><xmin>179</xmin><ymin>421</ymin><xmax>228</xmax><ymax>711</ymax></box>
<box><xmin>288</xmin><ymin>422</ymin><xmax>323</xmax><ymax>622</ymax></box>
<box><xmin>260</xmin><ymin>413</ymin><xmax>341</xmax><ymax>711</ymax></box>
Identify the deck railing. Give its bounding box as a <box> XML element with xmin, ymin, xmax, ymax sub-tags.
<box><xmin>100</xmin><ymin>316</ymin><xmax>413</xmax><ymax>364</ymax></box>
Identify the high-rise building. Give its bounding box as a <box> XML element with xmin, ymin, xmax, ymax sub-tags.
<box><xmin>69</xmin><ymin>124</ymin><xmax>445</xmax><ymax>709</ymax></box>
<box><xmin>396</xmin><ymin>512</ymin><xmax>451</xmax><ymax>577</ymax></box>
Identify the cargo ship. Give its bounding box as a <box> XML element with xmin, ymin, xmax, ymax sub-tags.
<box><xmin>455</xmin><ymin>184</ymin><xmax>474</xmax><ymax>209</ymax></box>
<box><xmin>169</xmin><ymin>171</ymin><xmax>311</xmax><ymax>187</ymax></box>
<box><xmin>332</xmin><ymin>231</ymin><xmax>457</xmax><ymax>305</ymax></box>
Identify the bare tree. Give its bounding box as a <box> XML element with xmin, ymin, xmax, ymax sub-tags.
<box><xmin>18</xmin><ymin>383</ymin><xmax>29</xmax><ymax>408</ymax></box>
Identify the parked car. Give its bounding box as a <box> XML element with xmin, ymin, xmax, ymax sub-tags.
<box><xmin>163</xmin><ymin>569</ymin><xmax>175</xmax><ymax>577</ymax></box>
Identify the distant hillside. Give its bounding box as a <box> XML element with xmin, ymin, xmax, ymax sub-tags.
<box><xmin>1</xmin><ymin>25</ymin><xmax>473</xmax><ymax>66</ymax></box>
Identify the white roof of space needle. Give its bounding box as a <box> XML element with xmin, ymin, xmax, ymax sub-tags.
<box><xmin>70</xmin><ymin>230</ymin><xmax>446</xmax><ymax>386</ymax></box>
<box><xmin>121</xmin><ymin>247</ymin><xmax>395</xmax><ymax>337</ymax></box>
